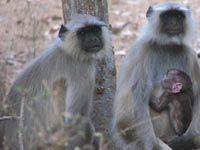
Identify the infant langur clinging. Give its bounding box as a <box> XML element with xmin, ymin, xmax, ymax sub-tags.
<box><xmin>150</xmin><ymin>69</ymin><xmax>194</xmax><ymax>136</ymax></box>
<box><xmin>0</xmin><ymin>14</ymin><xmax>112</xmax><ymax>150</ymax></box>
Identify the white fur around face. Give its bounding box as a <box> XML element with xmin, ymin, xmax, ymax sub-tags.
<box><xmin>60</xmin><ymin>15</ymin><xmax>112</xmax><ymax>61</ymax></box>
<box><xmin>140</xmin><ymin>2</ymin><xmax>196</xmax><ymax>45</ymax></box>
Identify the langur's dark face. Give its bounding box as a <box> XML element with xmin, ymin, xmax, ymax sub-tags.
<box><xmin>77</xmin><ymin>25</ymin><xmax>104</xmax><ymax>53</ymax></box>
<box><xmin>160</xmin><ymin>10</ymin><xmax>185</xmax><ymax>36</ymax></box>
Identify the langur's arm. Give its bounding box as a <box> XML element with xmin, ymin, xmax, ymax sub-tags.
<box><xmin>65</xmin><ymin>74</ymin><xmax>95</xmax><ymax>117</ymax></box>
<box><xmin>150</xmin><ymin>92</ymin><xmax>172</xmax><ymax>112</ymax></box>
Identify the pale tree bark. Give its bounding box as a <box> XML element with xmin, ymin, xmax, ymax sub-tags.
<box><xmin>61</xmin><ymin>0</ymin><xmax>118</xmax><ymax>149</ymax></box>
<box><xmin>0</xmin><ymin>61</ymin><xmax>6</xmax><ymax>112</ymax></box>
<box><xmin>0</xmin><ymin>61</ymin><xmax>6</xmax><ymax>146</ymax></box>
<box><xmin>61</xmin><ymin>0</ymin><xmax>109</xmax><ymax>23</ymax></box>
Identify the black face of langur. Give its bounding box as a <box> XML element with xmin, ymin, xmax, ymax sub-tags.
<box><xmin>145</xmin><ymin>3</ymin><xmax>195</xmax><ymax>45</ymax></box>
<box><xmin>160</xmin><ymin>10</ymin><xmax>185</xmax><ymax>36</ymax></box>
<box><xmin>77</xmin><ymin>25</ymin><xmax>103</xmax><ymax>53</ymax></box>
<box><xmin>59</xmin><ymin>24</ymin><xmax>104</xmax><ymax>53</ymax></box>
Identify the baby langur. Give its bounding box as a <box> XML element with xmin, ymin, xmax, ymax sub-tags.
<box><xmin>150</xmin><ymin>69</ymin><xmax>194</xmax><ymax>136</ymax></box>
<box><xmin>0</xmin><ymin>14</ymin><xmax>111</xmax><ymax>150</ymax></box>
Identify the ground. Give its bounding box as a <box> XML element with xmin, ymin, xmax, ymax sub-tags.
<box><xmin>0</xmin><ymin>0</ymin><xmax>200</xmax><ymax>94</ymax></box>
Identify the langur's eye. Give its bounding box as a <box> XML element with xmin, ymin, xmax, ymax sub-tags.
<box><xmin>163</xmin><ymin>14</ymin><xmax>169</xmax><ymax>18</ymax></box>
<box><xmin>177</xmin><ymin>14</ymin><xmax>181</xmax><ymax>18</ymax></box>
<box><xmin>177</xmin><ymin>14</ymin><xmax>184</xmax><ymax>19</ymax></box>
<box><xmin>80</xmin><ymin>31</ymin><xmax>85</xmax><ymax>35</ymax></box>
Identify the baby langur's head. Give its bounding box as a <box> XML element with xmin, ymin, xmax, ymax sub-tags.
<box><xmin>58</xmin><ymin>14</ymin><xmax>112</xmax><ymax>61</ymax></box>
<box><xmin>161</xmin><ymin>69</ymin><xmax>192</xmax><ymax>93</ymax></box>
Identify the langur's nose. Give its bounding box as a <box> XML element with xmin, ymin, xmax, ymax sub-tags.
<box><xmin>91</xmin><ymin>37</ymin><xmax>98</xmax><ymax>42</ymax></box>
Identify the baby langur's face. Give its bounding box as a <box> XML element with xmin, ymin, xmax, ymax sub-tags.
<box><xmin>161</xmin><ymin>70</ymin><xmax>183</xmax><ymax>93</ymax></box>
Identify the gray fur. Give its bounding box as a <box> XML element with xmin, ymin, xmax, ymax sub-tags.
<box><xmin>114</xmin><ymin>2</ymin><xmax>200</xmax><ymax>150</ymax></box>
<box><xmin>0</xmin><ymin>14</ymin><xmax>111</xmax><ymax>150</ymax></box>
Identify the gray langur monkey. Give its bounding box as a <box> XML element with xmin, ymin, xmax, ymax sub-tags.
<box><xmin>0</xmin><ymin>14</ymin><xmax>112</xmax><ymax>150</ymax></box>
<box><xmin>114</xmin><ymin>2</ymin><xmax>200</xmax><ymax>150</ymax></box>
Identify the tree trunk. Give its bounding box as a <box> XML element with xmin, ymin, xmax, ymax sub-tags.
<box><xmin>0</xmin><ymin>61</ymin><xmax>6</xmax><ymax>112</ymax></box>
<box><xmin>61</xmin><ymin>0</ymin><xmax>109</xmax><ymax>23</ymax></box>
<box><xmin>61</xmin><ymin>0</ymin><xmax>118</xmax><ymax>149</ymax></box>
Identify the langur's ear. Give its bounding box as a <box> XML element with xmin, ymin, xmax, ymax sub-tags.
<box><xmin>58</xmin><ymin>25</ymin><xmax>68</xmax><ymax>41</ymax></box>
<box><xmin>172</xmin><ymin>83</ymin><xmax>183</xmax><ymax>93</ymax></box>
<box><xmin>146</xmin><ymin>6</ymin><xmax>153</xmax><ymax>18</ymax></box>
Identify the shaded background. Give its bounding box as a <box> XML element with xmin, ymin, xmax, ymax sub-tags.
<box><xmin>0</xmin><ymin>0</ymin><xmax>200</xmax><ymax>93</ymax></box>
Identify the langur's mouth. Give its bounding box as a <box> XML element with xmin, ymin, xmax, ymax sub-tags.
<box><xmin>84</xmin><ymin>45</ymin><xmax>103</xmax><ymax>53</ymax></box>
<box><xmin>87</xmin><ymin>46</ymin><xmax>103</xmax><ymax>53</ymax></box>
<box><xmin>166</xmin><ymin>29</ymin><xmax>182</xmax><ymax>35</ymax></box>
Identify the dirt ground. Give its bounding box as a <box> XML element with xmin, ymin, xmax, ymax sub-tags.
<box><xmin>0</xmin><ymin>0</ymin><xmax>200</xmax><ymax>92</ymax></box>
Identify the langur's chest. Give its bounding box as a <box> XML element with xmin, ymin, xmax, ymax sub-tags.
<box><xmin>148</xmin><ymin>50</ymin><xmax>187</xmax><ymax>65</ymax></box>
<box><xmin>146</xmin><ymin>49</ymin><xmax>189</xmax><ymax>79</ymax></box>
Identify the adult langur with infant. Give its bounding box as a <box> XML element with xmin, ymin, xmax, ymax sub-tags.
<box><xmin>114</xmin><ymin>2</ymin><xmax>200</xmax><ymax>150</ymax></box>
<box><xmin>0</xmin><ymin>14</ymin><xmax>112</xmax><ymax>150</ymax></box>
